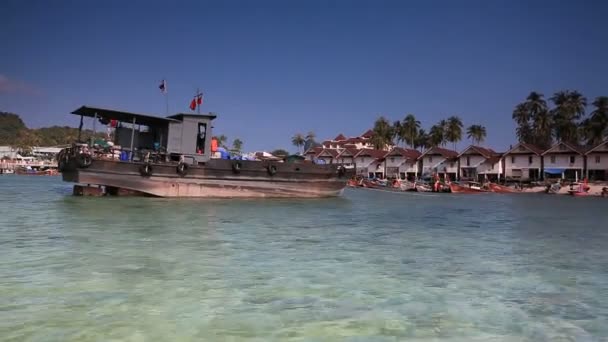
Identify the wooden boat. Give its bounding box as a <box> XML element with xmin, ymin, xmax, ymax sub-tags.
<box><xmin>487</xmin><ymin>183</ymin><xmax>520</xmax><ymax>193</ymax></box>
<box><xmin>15</xmin><ymin>168</ymin><xmax>58</xmax><ymax>176</ymax></box>
<box><xmin>58</xmin><ymin>106</ymin><xmax>353</xmax><ymax>198</ymax></box>
<box><xmin>567</xmin><ymin>180</ymin><xmax>591</xmax><ymax>197</ymax></box>
<box><xmin>449</xmin><ymin>182</ymin><xmax>488</xmax><ymax>194</ymax></box>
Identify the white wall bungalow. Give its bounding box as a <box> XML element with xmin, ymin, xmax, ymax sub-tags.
<box><xmin>502</xmin><ymin>143</ymin><xmax>544</xmax><ymax>181</ymax></box>
<box><xmin>457</xmin><ymin>145</ymin><xmax>502</xmax><ymax>182</ymax></box>
<box><xmin>353</xmin><ymin>148</ymin><xmax>387</xmax><ymax>178</ymax></box>
<box><xmin>584</xmin><ymin>140</ymin><xmax>608</xmax><ymax>181</ymax></box>
<box><xmin>383</xmin><ymin>147</ymin><xmax>421</xmax><ymax>180</ymax></box>
<box><xmin>334</xmin><ymin>148</ymin><xmax>358</xmax><ymax>168</ymax></box>
<box><xmin>541</xmin><ymin>142</ymin><xmax>585</xmax><ymax>181</ymax></box>
<box><xmin>418</xmin><ymin>147</ymin><xmax>459</xmax><ymax>181</ymax></box>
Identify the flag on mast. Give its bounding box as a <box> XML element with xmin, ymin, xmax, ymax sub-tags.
<box><xmin>197</xmin><ymin>92</ymin><xmax>203</xmax><ymax>105</ymax></box>
<box><xmin>159</xmin><ymin>80</ymin><xmax>167</xmax><ymax>94</ymax></box>
<box><xmin>189</xmin><ymin>98</ymin><xmax>197</xmax><ymax>111</ymax></box>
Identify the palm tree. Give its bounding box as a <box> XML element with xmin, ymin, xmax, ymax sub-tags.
<box><xmin>551</xmin><ymin>90</ymin><xmax>587</xmax><ymax>143</ymax></box>
<box><xmin>232</xmin><ymin>138</ymin><xmax>243</xmax><ymax>153</ymax></box>
<box><xmin>533</xmin><ymin>110</ymin><xmax>553</xmax><ymax>149</ymax></box>
<box><xmin>512</xmin><ymin>103</ymin><xmax>533</xmax><ymax>143</ymax></box>
<box><xmin>466</xmin><ymin>125</ymin><xmax>487</xmax><ymax>145</ymax></box>
<box><xmin>414</xmin><ymin>128</ymin><xmax>429</xmax><ymax>151</ymax></box>
<box><xmin>428</xmin><ymin>124</ymin><xmax>444</xmax><ymax>147</ymax></box>
<box><xmin>392</xmin><ymin>120</ymin><xmax>403</xmax><ymax>146</ymax></box>
<box><xmin>291</xmin><ymin>133</ymin><xmax>305</xmax><ymax>154</ymax></box>
<box><xmin>216</xmin><ymin>134</ymin><xmax>228</xmax><ymax>148</ymax></box>
<box><xmin>445</xmin><ymin>116</ymin><xmax>463</xmax><ymax>151</ymax></box>
<box><xmin>581</xmin><ymin>96</ymin><xmax>608</xmax><ymax>146</ymax></box>
<box><xmin>401</xmin><ymin>114</ymin><xmax>420</xmax><ymax>148</ymax></box>
<box><xmin>305</xmin><ymin>131</ymin><xmax>316</xmax><ymax>143</ymax></box>
<box><xmin>370</xmin><ymin>116</ymin><xmax>393</xmax><ymax>150</ymax></box>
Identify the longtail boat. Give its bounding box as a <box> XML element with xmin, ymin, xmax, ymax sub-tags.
<box><xmin>449</xmin><ymin>182</ymin><xmax>488</xmax><ymax>194</ymax></box>
<box><xmin>58</xmin><ymin>106</ymin><xmax>353</xmax><ymax>198</ymax></box>
<box><xmin>487</xmin><ymin>183</ymin><xmax>520</xmax><ymax>193</ymax></box>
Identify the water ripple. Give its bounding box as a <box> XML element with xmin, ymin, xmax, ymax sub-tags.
<box><xmin>1</xmin><ymin>177</ymin><xmax>608</xmax><ymax>340</ymax></box>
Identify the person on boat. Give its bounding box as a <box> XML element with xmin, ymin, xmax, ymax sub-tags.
<box><xmin>210</xmin><ymin>137</ymin><xmax>219</xmax><ymax>158</ymax></box>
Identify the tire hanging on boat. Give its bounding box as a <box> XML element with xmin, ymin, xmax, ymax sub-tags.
<box><xmin>267</xmin><ymin>164</ymin><xmax>277</xmax><ymax>176</ymax></box>
<box><xmin>232</xmin><ymin>161</ymin><xmax>242</xmax><ymax>174</ymax></box>
<box><xmin>77</xmin><ymin>154</ymin><xmax>92</xmax><ymax>168</ymax></box>
<box><xmin>176</xmin><ymin>162</ymin><xmax>188</xmax><ymax>177</ymax></box>
<box><xmin>139</xmin><ymin>163</ymin><xmax>153</xmax><ymax>177</ymax></box>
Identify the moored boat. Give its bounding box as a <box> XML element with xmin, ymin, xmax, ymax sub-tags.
<box><xmin>487</xmin><ymin>182</ymin><xmax>520</xmax><ymax>193</ymax></box>
<box><xmin>449</xmin><ymin>182</ymin><xmax>488</xmax><ymax>194</ymax></box>
<box><xmin>58</xmin><ymin>106</ymin><xmax>353</xmax><ymax>198</ymax></box>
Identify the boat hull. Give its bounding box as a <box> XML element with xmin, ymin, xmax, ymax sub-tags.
<box><xmin>488</xmin><ymin>183</ymin><xmax>520</xmax><ymax>193</ymax></box>
<box><xmin>449</xmin><ymin>182</ymin><xmax>488</xmax><ymax>194</ymax></box>
<box><xmin>61</xmin><ymin>158</ymin><xmax>351</xmax><ymax>198</ymax></box>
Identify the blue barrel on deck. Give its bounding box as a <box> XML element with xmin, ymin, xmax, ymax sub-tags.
<box><xmin>119</xmin><ymin>151</ymin><xmax>131</xmax><ymax>161</ymax></box>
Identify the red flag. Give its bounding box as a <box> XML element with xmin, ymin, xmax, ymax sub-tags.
<box><xmin>189</xmin><ymin>98</ymin><xmax>196</xmax><ymax>111</ymax></box>
<box><xmin>197</xmin><ymin>94</ymin><xmax>203</xmax><ymax>105</ymax></box>
<box><xmin>110</xmin><ymin>119</ymin><xmax>118</xmax><ymax>128</ymax></box>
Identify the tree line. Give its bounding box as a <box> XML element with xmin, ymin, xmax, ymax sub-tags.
<box><xmin>369</xmin><ymin>114</ymin><xmax>487</xmax><ymax>151</ymax></box>
<box><xmin>512</xmin><ymin>91</ymin><xmax>608</xmax><ymax>149</ymax></box>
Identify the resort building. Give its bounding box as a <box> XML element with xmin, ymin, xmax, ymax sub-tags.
<box><xmin>384</xmin><ymin>147</ymin><xmax>421</xmax><ymax>180</ymax></box>
<box><xmin>418</xmin><ymin>147</ymin><xmax>458</xmax><ymax>180</ymax></box>
<box><xmin>335</xmin><ymin>148</ymin><xmax>358</xmax><ymax>168</ymax></box>
<box><xmin>457</xmin><ymin>145</ymin><xmax>502</xmax><ymax>182</ymax></box>
<box><xmin>502</xmin><ymin>143</ymin><xmax>544</xmax><ymax>181</ymax></box>
<box><xmin>321</xmin><ymin>130</ymin><xmax>377</xmax><ymax>150</ymax></box>
<box><xmin>0</xmin><ymin>146</ymin><xmax>19</xmax><ymax>159</ymax></box>
<box><xmin>541</xmin><ymin>142</ymin><xmax>585</xmax><ymax>181</ymax></box>
<box><xmin>585</xmin><ymin>140</ymin><xmax>608</xmax><ymax>181</ymax></box>
<box><xmin>353</xmin><ymin>148</ymin><xmax>387</xmax><ymax>178</ymax></box>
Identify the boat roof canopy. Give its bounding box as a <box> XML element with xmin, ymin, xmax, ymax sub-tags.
<box><xmin>72</xmin><ymin>106</ymin><xmax>179</xmax><ymax>127</ymax></box>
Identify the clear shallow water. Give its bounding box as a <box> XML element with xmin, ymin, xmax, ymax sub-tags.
<box><xmin>1</xmin><ymin>176</ymin><xmax>607</xmax><ymax>341</ymax></box>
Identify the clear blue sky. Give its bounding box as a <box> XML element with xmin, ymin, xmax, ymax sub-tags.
<box><xmin>1</xmin><ymin>0</ymin><xmax>607</xmax><ymax>152</ymax></box>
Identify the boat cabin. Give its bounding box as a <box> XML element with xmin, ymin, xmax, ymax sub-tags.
<box><xmin>71</xmin><ymin>106</ymin><xmax>217</xmax><ymax>164</ymax></box>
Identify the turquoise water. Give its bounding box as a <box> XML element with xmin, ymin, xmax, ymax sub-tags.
<box><xmin>1</xmin><ymin>176</ymin><xmax>607</xmax><ymax>341</ymax></box>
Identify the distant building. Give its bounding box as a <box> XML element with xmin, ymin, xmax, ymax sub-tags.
<box><xmin>457</xmin><ymin>145</ymin><xmax>502</xmax><ymax>182</ymax></box>
<box><xmin>384</xmin><ymin>147</ymin><xmax>421</xmax><ymax>180</ymax></box>
<box><xmin>584</xmin><ymin>140</ymin><xmax>608</xmax><ymax>181</ymax></box>
<box><xmin>502</xmin><ymin>143</ymin><xmax>544</xmax><ymax>181</ymax></box>
<box><xmin>541</xmin><ymin>142</ymin><xmax>585</xmax><ymax>181</ymax></box>
<box><xmin>0</xmin><ymin>146</ymin><xmax>19</xmax><ymax>159</ymax></box>
<box><xmin>418</xmin><ymin>147</ymin><xmax>459</xmax><ymax>181</ymax></box>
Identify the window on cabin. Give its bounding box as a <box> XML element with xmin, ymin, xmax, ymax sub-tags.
<box><xmin>596</xmin><ymin>155</ymin><xmax>601</xmax><ymax>164</ymax></box>
<box><xmin>528</xmin><ymin>156</ymin><xmax>533</xmax><ymax>164</ymax></box>
<box><xmin>550</xmin><ymin>156</ymin><xmax>556</xmax><ymax>163</ymax></box>
<box><xmin>428</xmin><ymin>156</ymin><xmax>433</xmax><ymax>162</ymax></box>
<box><xmin>570</xmin><ymin>156</ymin><xmax>575</xmax><ymax>164</ymax></box>
<box><xmin>511</xmin><ymin>156</ymin><xmax>515</xmax><ymax>164</ymax></box>
<box><xmin>196</xmin><ymin>123</ymin><xmax>207</xmax><ymax>154</ymax></box>
<box><xmin>466</xmin><ymin>156</ymin><xmax>470</xmax><ymax>166</ymax></box>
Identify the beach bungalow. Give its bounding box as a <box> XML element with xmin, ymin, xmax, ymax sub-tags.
<box><xmin>457</xmin><ymin>145</ymin><xmax>502</xmax><ymax>182</ymax></box>
<box><xmin>418</xmin><ymin>147</ymin><xmax>459</xmax><ymax>181</ymax></box>
<box><xmin>303</xmin><ymin>147</ymin><xmax>323</xmax><ymax>161</ymax></box>
<box><xmin>314</xmin><ymin>148</ymin><xmax>340</xmax><ymax>164</ymax></box>
<box><xmin>353</xmin><ymin>148</ymin><xmax>387</xmax><ymax>178</ymax></box>
<box><xmin>335</xmin><ymin>147</ymin><xmax>358</xmax><ymax>168</ymax></box>
<box><xmin>585</xmin><ymin>140</ymin><xmax>608</xmax><ymax>181</ymax></box>
<box><xmin>384</xmin><ymin>147</ymin><xmax>421</xmax><ymax>180</ymax></box>
<box><xmin>541</xmin><ymin>142</ymin><xmax>585</xmax><ymax>181</ymax></box>
<box><xmin>502</xmin><ymin>143</ymin><xmax>544</xmax><ymax>181</ymax></box>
